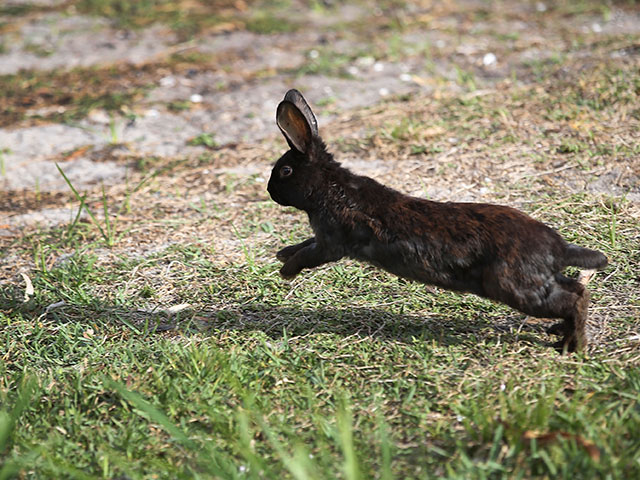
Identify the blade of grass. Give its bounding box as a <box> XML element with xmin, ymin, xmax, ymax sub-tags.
<box><xmin>337</xmin><ymin>400</ymin><xmax>362</xmax><ymax>480</ymax></box>
<box><xmin>254</xmin><ymin>414</ymin><xmax>318</xmax><ymax>480</ymax></box>
<box><xmin>106</xmin><ymin>378</ymin><xmax>235</xmax><ymax>477</ymax></box>
<box><xmin>56</xmin><ymin>163</ymin><xmax>108</xmax><ymax>243</ymax></box>
<box><xmin>106</xmin><ymin>378</ymin><xmax>196</xmax><ymax>448</ymax></box>
<box><xmin>0</xmin><ymin>377</ymin><xmax>37</xmax><ymax>451</ymax></box>
<box><xmin>0</xmin><ymin>378</ymin><xmax>38</xmax><ymax>479</ymax></box>
<box><xmin>236</xmin><ymin>410</ymin><xmax>274</xmax><ymax>479</ymax></box>
<box><xmin>101</xmin><ymin>184</ymin><xmax>113</xmax><ymax>246</ymax></box>
<box><xmin>65</xmin><ymin>192</ymin><xmax>88</xmax><ymax>240</ymax></box>
<box><xmin>376</xmin><ymin>411</ymin><xmax>393</xmax><ymax>480</ymax></box>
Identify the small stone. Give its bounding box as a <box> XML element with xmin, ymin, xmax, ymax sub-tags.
<box><xmin>356</xmin><ymin>56</ymin><xmax>375</xmax><ymax>67</ymax></box>
<box><xmin>347</xmin><ymin>65</ymin><xmax>360</xmax><ymax>76</ymax></box>
<box><xmin>160</xmin><ymin>76</ymin><xmax>176</xmax><ymax>87</ymax></box>
<box><xmin>483</xmin><ymin>52</ymin><xmax>497</xmax><ymax>66</ymax></box>
<box><xmin>87</xmin><ymin>109</ymin><xmax>111</xmax><ymax>124</ymax></box>
<box><xmin>190</xmin><ymin>94</ymin><xmax>203</xmax><ymax>103</ymax></box>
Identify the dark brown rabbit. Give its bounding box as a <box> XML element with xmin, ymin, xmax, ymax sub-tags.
<box><xmin>267</xmin><ymin>89</ymin><xmax>608</xmax><ymax>353</ymax></box>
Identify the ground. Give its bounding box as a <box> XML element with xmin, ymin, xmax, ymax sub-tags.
<box><xmin>1</xmin><ymin>0</ymin><xmax>639</xmax><ymax>478</ymax></box>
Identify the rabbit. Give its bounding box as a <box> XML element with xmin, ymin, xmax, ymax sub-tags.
<box><xmin>267</xmin><ymin>89</ymin><xmax>608</xmax><ymax>353</ymax></box>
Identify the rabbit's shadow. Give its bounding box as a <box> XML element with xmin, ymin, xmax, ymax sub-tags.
<box><xmin>147</xmin><ymin>303</ymin><xmax>550</xmax><ymax>349</ymax></box>
<box><xmin>0</xmin><ymin>284</ymin><xmax>551</xmax><ymax>349</ymax></box>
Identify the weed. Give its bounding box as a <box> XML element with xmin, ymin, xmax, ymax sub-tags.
<box><xmin>0</xmin><ymin>66</ymin><xmax>151</xmax><ymax>127</ymax></box>
<box><xmin>0</xmin><ymin>148</ymin><xmax>9</xmax><ymax>176</ymax></box>
<box><xmin>455</xmin><ymin>66</ymin><xmax>477</xmax><ymax>92</ymax></box>
<box><xmin>55</xmin><ymin>163</ymin><xmax>154</xmax><ymax>247</ymax></box>
<box><xmin>294</xmin><ymin>48</ymin><xmax>356</xmax><ymax>78</ymax></box>
<box><xmin>188</xmin><ymin>132</ymin><xmax>218</xmax><ymax>148</ymax></box>
<box><xmin>557</xmin><ymin>140</ymin><xmax>587</xmax><ymax>154</ymax></box>
<box><xmin>0</xmin><ymin>5</ymin><xmax>35</xmax><ymax>16</ymax></box>
<box><xmin>245</xmin><ymin>12</ymin><xmax>298</xmax><ymax>34</ymax></box>
<box><xmin>382</xmin><ymin>118</ymin><xmax>423</xmax><ymax>142</ymax></box>
<box><xmin>167</xmin><ymin>100</ymin><xmax>192</xmax><ymax>112</ymax></box>
<box><xmin>23</xmin><ymin>42</ymin><xmax>53</xmax><ymax>57</ymax></box>
<box><xmin>108</xmin><ymin>115</ymin><xmax>120</xmax><ymax>144</ymax></box>
<box><xmin>76</xmin><ymin>0</ymin><xmax>242</xmax><ymax>40</ymax></box>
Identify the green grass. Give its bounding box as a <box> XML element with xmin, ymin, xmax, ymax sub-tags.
<box><xmin>1</xmin><ymin>0</ymin><xmax>639</xmax><ymax>477</ymax></box>
<box><xmin>0</xmin><ymin>66</ymin><xmax>151</xmax><ymax>127</ymax></box>
<box><xmin>75</xmin><ymin>0</ymin><xmax>230</xmax><ymax>39</ymax></box>
<box><xmin>0</xmin><ymin>4</ymin><xmax>42</xmax><ymax>16</ymax></box>
<box><xmin>1</xmin><ymin>190</ymin><xmax>639</xmax><ymax>478</ymax></box>
<box><xmin>75</xmin><ymin>0</ymin><xmax>299</xmax><ymax>40</ymax></box>
<box><xmin>293</xmin><ymin>47</ymin><xmax>358</xmax><ymax>78</ymax></box>
<box><xmin>245</xmin><ymin>12</ymin><xmax>299</xmax><ymax>34</ymax></box>
<box><xmin>188</xmin><ymin>133</ymin><xmax>219</xmax><ymax>149</ymax></box>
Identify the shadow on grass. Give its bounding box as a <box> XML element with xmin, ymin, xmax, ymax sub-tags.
<box><xmin>1</xmin><ymin>284</ymin><xmax>550</xmax><ymax>350</ymax></box>
<box><xmin>202</xmin><ymin>303</ymin><xmax>549</xmax><ymax>348</ymax></box>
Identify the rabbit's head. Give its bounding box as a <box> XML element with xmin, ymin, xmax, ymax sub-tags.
<box><xmin>267</xmin><ymin>89</ymin><xmax>332</xmax><ymax>211</ymax></box>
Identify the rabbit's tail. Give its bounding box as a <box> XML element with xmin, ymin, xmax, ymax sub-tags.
<box><xmin>564</xmin><ymin>243</ymin><xmax>608</xmax><ymax>270</ymax></box>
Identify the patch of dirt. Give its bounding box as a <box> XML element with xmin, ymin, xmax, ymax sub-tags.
<box><xmin>1</xmin><ymin>154</ymin><xmax>126</xmax><ymax>192</ymax></box>
<box><xmin>3</xmin><ymin>206</ymin><xmax>84</xmax><ymax>229</ymax></box>
<box><xmin>0</xmin><ymin>0</ymin><xmax>638</xmax><ymax>231</ymax></box>
<box><xmin>0</xmin><ymin>13</ymin><xmax>177</xmax><ymax>75</ymax></box>
<box><xmin>0</xmin><ymin>189</ymin><xmax>69</xmax><ymax>212</ymax></box>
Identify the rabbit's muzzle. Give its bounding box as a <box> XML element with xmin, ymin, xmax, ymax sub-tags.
<box><xmin>267</xmin><ymin>179</ymin><xmax>287</xmax><ymax>206</ymax></box>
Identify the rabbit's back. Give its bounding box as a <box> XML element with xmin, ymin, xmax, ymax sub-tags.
<box><xmin>338</xmin><ymin>195</ymin><xmax>567</xmax><ymax>299</ymax></box>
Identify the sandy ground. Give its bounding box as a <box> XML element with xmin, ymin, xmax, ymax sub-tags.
<box><xmin>1</xmin><ymin>0</ymin><xmax>638</xmax><ymax>229</ymax></box>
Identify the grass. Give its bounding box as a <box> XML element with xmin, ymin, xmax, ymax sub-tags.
<box><xmin>294</xmin><ymin>47</ymin><xmax>359</xmax><ymax>78</ymax></box>
<box><xmin>2</xmin><ymin>59</ymin><xmax>639</xmax><ymax>479</ymax></box>
<box><xmin>244</xmin><ymin>12</ymin><xmax>299</xmax><ymax>34</ymax></box>
<box><xmin>1</xmin><ymin>186</ymin><xmax>639</xmax><ymax>478</ymax></box>
<box><xmin>75</xmin><ymin>0</ymin><xmax>300</xmax><ymax>40</ymax></box>
<box><xmin>188</xmin><ymin>133</ymin><xmax>219</xmax><ymax>149</ymax></box>
<box><xmin>0</xmin><ymin>65</ymin><xmax>153</xmax><ymax>128</ymax></box>
<box><xmin>75</xmin><ymin>0</ymin><xmax>240</xmax><ymax>39</ymax></box>
<box><xmin>2</xmin><ymin>0</ymin><xmax>640</xmax><ymax>478</ymax></box>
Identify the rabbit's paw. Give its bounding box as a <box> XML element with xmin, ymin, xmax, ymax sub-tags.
<box><xmin>279</xmin><ymin>262</ymin><xmax>301</xmax><ymax>280</ymax></box>
<box><xmin>276</xmin><ymin>245</ymin><xmax>298</xmax><ymax>263</ymax></box>
<box><xmin>551</xmin><ymin>336</ymin><xmax>582</xmax><ymax>354</ymax></box>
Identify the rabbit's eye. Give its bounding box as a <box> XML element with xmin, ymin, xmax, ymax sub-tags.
<box><xmin>280</xmin><ymin>165</ymin><xmax>293</xmax><ymax>178</ymax></box>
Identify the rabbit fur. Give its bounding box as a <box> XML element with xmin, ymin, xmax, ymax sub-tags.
<box><xmin>267</xmin><ymin>89</ymin><xmax>608</xmax><ymax>353</ymax></box>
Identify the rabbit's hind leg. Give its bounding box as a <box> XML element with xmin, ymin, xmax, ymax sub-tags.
<box><xmin>544</xmin><ymin>274</ymin><xmax>590</xmax><ymax>353</ymax></box>
<box><xmin>546</xmin><ymin>269</ymin><xmax>596</xmax><ymax>337</ymax></box>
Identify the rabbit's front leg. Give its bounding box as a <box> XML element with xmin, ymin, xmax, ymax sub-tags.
<box><xmin>276</xmin><ymin>237</ymin><xmax>316</xmax><ymax>262</ymax></box>
<box><xmin>280</xmin><ymin>242</ymin><xmax>342</xmax><ymax>279</ymax></box>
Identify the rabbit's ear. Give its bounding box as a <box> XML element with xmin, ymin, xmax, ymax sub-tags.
<box><xmin>283</xmin><ymin>89</ymin><xmax>318</xmax><ymax>135</ymax></box>
<box><xmin>276</xmin><ymin>90</ymin><xmax>318</xmax><ymax>153</ymax></box>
